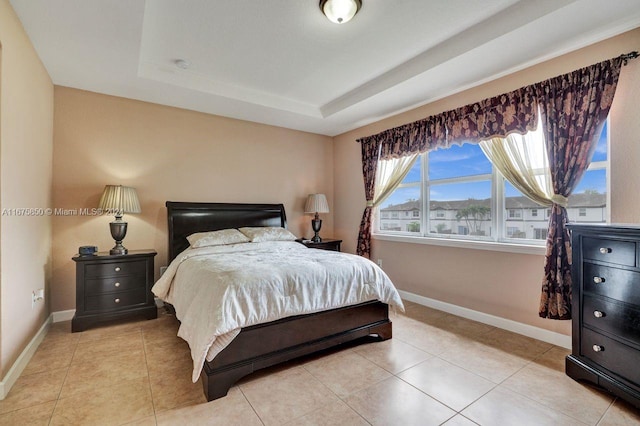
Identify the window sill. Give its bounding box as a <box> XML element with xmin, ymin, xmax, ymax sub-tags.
<box><xmin>372</xmin><ymin>233</ymin><xmax>547</xmax><ymax>255</ymax></box>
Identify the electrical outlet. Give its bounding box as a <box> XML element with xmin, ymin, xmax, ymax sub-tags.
<box><xmin>160</xmin><ymin>266</ymin><xmax>168</xmax><ymax>276</ymax></box>
<box><xmin>31</xmin><ymin>288</ymin><xmax>44</xmax><ymax>308</ymax></box>
<box><xmin>377</xmin><ymin>259</ymin><xmax>383</xmax><ymax>268</ymax></box>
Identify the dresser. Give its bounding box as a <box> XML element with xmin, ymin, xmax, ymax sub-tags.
<box><xmin>72</xmin><ymin>250</ymin><xmax>157</xmax><ymax>332</ymax></box>
<box><xmin>566</xmin><ymin>224</ymin><xmax>640</xmax><ymax>408</ymax></box>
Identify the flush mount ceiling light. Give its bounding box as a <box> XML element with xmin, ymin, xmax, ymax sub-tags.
<box><xmin>320</xmin><ymin>0</ymin><xmax>362</xmax><ymax>24</ymax></box>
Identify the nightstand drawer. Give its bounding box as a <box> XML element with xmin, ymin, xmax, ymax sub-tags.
<box><xmin>85</xmin><ymin>288</ymin><xmax>148</xmax><ymax>312</ymax></box>
<box><xmin>583</xmin><ymin>295</ymin><xmax>640</xmax><ymax>345</ymax></box>
<box><xmin>85</xmin><ymin>275</ymin><xmax>146</xmax><ymax>296</ymax></box>
<box><xmin>85</xmin><ymin>260</ymin><xmax>146</xmax><ymax>278</ymax></box>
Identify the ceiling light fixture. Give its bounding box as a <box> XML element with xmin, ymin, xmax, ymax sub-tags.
<box><xmin>320</xmin><ymin>0</ymin><xmax>362</xmax><ymax>24</ymax></box>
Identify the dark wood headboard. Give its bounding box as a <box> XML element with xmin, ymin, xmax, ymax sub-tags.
<box><xmin>166</xmin><ymin>202</ymin><xmax>288</xmax><ymax>261</ymax></box>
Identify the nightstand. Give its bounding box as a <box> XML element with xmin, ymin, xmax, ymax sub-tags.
<box><xmin>297</xmin><ymin>238</ymin><xmax>342</xmax><ymax>252</ymax></box>
<box><xmin>72</xmin><ymin>249</ymin><xmax>157</xmax><ymax>332</ymax></box>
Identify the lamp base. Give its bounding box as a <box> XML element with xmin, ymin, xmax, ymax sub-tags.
<box><xmin>109</xmin><ymin>218</ymin><xmax>129</xmax><ymax>256</ymax></box>
<box><xmin>109</xmin><ymin>244</ymin><xmax>128</xmax><ymax>256</ymax></box>
<box><xmin>311</xmin><ymin>218</ymin><xmax>323</xmax><ymax>242</ymax></box>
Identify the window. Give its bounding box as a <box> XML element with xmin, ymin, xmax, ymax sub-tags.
<box><xmin>377</xmin><ymin>120</ymin><xmax>609</xmax><ymax>245</ymax></box>
<box><xmin>534</xmin><ymin>228</ymin><xmax>548</xmax><ymax>240</ymax></box>
<box><xmin>507</xmin><ymin>227</ymin><xmax>520</xmax><ymax>237</ymax></box>
<box><xmin>508</xmin><ymin>209</ymin><xmax>522</xmax><ymax>219</ymax></box>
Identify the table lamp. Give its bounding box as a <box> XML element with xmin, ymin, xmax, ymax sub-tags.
<box><xmin>304</xmin><ymin>194</ymin><xmax>329</xmax><ymax>242</ymax></box>
<box><xmin>98</xmin><ymin>185</ymin><xmax>141</xmax><ymax>255</ymax></box>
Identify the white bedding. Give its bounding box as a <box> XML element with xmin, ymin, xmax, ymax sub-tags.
<box><xmin>152</xmin><ymin>241</ymin><xmax>404</xmax><ymax>382</ymax></box>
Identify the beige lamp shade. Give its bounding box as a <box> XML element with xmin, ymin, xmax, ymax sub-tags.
<box><xmin>304</xmin><ymin>193</ymin><xmax>329</xmax><ymax>214</ymax></box>
<box><xmin>98</xmin><ymin>185</ymin><xmax>141</xmax><ymax>216</ymax></box>
<box><xmin>98</xmin><ymin>185</ymin><xmax>140</xmax><ymax>255</ymax></box>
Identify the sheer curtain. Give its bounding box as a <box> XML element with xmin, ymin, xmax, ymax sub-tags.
<box><xmin>356</xmin><ymin>154</ymin><xmax>418</xmax><ymax>257</ymax></box>
<box><xmin>479</xmin><ymin>115</ymin><xmax>559</xmax><ymax>209</ymax></box>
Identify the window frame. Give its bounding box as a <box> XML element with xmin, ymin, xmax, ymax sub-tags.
<box><xmin>373</xmin><ymin>119</ymin><xmax>610</xmax><ymax>253</ymax></box>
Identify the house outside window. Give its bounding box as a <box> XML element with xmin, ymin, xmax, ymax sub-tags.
<box><xmin>376</xmin><ymin>120</ymin><xmax>609</xmax><ymax>245</ymax></box>
<box><xmin>507</xmin><ymin>227</ymin><xmax>520</xmax><ymax>237</ymax></box>
<box><xmin>534</xmin><ymin>228</ymin><xmax>548</xmax><ymax>240</ymax></box>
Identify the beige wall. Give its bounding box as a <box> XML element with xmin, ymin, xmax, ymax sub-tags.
<box><xmin>51</xmin><ymin>88</ymin><xmax>334</xmax><ymax>312</ymax></box>
<box><xmin>333</xmin><ymin>29</ymin><xmax>640</xmax><ymax>336</ymax></box>
<box><xmin>0</xmin><ymin>0</ymin><xmax>54</xmax><ymax>376</ymax></box>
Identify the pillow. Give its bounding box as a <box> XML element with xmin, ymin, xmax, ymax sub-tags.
<box><xmin>238</xmin><ymin>226</ymin><xmax>297</xmax><ymax>242</ymax></box>
<box><xmin>187</xmin><ymin>229</ymin><xmax>250</xmax><ymax>248</ymax></box>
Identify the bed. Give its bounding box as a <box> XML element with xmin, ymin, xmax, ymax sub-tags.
<box><xmin>157</xmin><ymin>201</ymin><xmax>401</xmax><ymax>401</ymax></box>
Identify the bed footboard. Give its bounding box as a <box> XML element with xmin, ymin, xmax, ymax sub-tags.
<box><xmin>200</xmin><ymin>301</ymin><xmax>391</xmax><ymax>401</ymax></box>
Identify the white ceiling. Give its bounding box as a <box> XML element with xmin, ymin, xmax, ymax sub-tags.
<box><xmin>10</xmin><ymin>0</ymin><xmax>640</xmax><ymax>136</ymax></box>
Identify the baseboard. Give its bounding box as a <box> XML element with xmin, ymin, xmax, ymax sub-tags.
<box><xmin>0</xmin><ymin>315</ymin><xmax>52</xmax><ymax>399</ymax></box>
<box><xmin>398</xmin><ymin>290</ymin><xmax>572</xmax><ymax>349</ymax></box>
<box><xmin>52</xmin><ymin>309</ymin><xmax>75</xmax><ymax>323</ymax></box>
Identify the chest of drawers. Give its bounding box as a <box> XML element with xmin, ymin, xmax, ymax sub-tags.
<box><xmin>566</xmin><ymin>224</ymin><xmax>640</xmax><ymax>408</ymax></box>
<box><xmin>72</xmin><ymin>250</ymin><xmax>157</xmax><ymax>332</ymax></box>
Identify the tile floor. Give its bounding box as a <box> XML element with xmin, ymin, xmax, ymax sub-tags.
<box><xmin>1</xmin><ymin>301</ymin><xmax>639</xmax><ymax>425</ymax></box>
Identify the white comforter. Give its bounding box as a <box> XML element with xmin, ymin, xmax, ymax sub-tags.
<box><xmin>152</xmin><ymin>241</ymin><xmax>403</xmax><ymax>382</ymax></box>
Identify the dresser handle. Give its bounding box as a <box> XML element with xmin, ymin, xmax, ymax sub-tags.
<box><xmin>593</xmin><ymin>310</ymin><xmax>604</xmax><ymax>318</ymax></box>
<box><xmin>115</xmin><ymin>267</ymin><xmax>121</xmax><ymax>272</ymax></box>
<box><xmin>593</xmin><ymin>276</ymin><xmax>605</xmax><ymax>284</ymax></box>
<box><xmin>114</xmin><ymin>298</ymin><xmax>120</xmax><ymax>304</ymax></box>
<box><xmin>599</xmin><ymin>247</ymin><xmax>611</xmax><ymax>254</ymax></box>
<box><xmin>592</xmin><ymin>344</ymin><xmax>604</xmax><ymax>352</ymax></box>
<box><xmin>114</xmin><ymin>282</ymin><xmax>121</xmax><ymax>288</ymax></box>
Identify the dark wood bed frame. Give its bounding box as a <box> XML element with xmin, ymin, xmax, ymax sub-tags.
<box><xmin>166</xmin><ymin>201</ymin><xmax>392</xmax><ymax>401</ymax></box>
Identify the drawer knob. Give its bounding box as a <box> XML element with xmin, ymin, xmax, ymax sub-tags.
<box><xmin>593</xmin><ymin>310</ymin><xmax>605</xmax><ymax>318</ymax></box>
<box><xmin>114</xmin><ymin>298</ymin><xmax>120</xmax><ymax>304</ymax></box>
<box><xmin>115</xmin><ymin>267</ymin><xmax>121</xmax><ymax>272</ymax></box>
<box><xmin>599</xmin><ymin>247</ymin><xmax>611</xmax><ymax>254</ymax></box>
<box><xmin>593</xmin><ymin>276</ymin><xmax>605</xmax><ymax>284</ymax></box>
<box><xmin>592</xmin><ymin>344</ymin><xmax>604</xmax><ymax>352</ymax></box>
<box><xmin>114</xmin><ymin>282</ymin><xmax>121</xmax><ymax>288</ymax></box>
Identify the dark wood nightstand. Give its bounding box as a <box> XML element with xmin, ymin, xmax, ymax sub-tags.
<box><xmin>297</xmin><ymin>238</ymin><xmax>342</xmax><ymax>252</ymax></box>
<box><xmin>72</xmin><ymin>249</ymin><xmax>157</xmax><ymax>332</ymax></box>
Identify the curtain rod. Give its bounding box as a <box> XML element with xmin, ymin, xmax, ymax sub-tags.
<box><xmin>621</xmin><ymin>51</ymin><xmax>639</xmax><ymax>65</ymax></box>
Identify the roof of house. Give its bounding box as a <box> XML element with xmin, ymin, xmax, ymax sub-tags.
<box><xmin>381</xmin><ymin>192</ymin><xmax>606</xmax><ymax>211</ymax></box>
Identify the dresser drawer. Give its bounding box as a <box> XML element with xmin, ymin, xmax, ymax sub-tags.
<box><xmin>581</xmin><ymin>327</ymin><xmax>640</xmax><ymax>386</ymax></box>
<box><xmin>85</xmin><ymin>275</ymin><xmax>146</xmax><ymax>296</ymax></box>
<box><xmin>583</xmin><ymin>263</ymin><xmax>640</xmax><ymax>305</ymax></box>
<box><xmin>85</xmin><ymin>260</ymin><xmax>147</xmax><ymax>279</ymax></box>
<box><xmin>583</xmin><ymin>295</ymin><xmax>640</xmax><ymax>345</ymax></box>
<box><xmin>85</xmin><ymin>288</ymin><xmax>148</xmax><ymax>312</ymax></box>
<box><xmin>582</xmin><ymin>237</ymin><xmax>636</xmax><ymax>267</ymax></box>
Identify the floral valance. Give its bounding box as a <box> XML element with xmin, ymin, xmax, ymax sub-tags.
<box><xmin>357</xmin><ymin>55</ymin><xmax>633</xmax><ymax>161</ymax></box>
